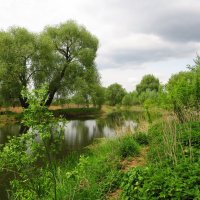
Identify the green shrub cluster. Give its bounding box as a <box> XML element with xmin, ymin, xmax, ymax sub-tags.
<box><xmin>121</xmin><ymin>161</ymin><xmax>200</xmax><ymax>199</ymax></box>
<box><xmin>121</xmin><ymin>120</ymin><xmax>200</xmax><ymax>199</ymax></box>
<box><xmin>55</xmin><ymin>135</ymin><xmax>141</xmax><ymax>199</ymax></box>
<box><xmin>118</xmin><ymin>135</ymin><xmax>140</xmax><ymax>158</ymax></box>
<box><xmin>133</xmin><ymin>132</ymin><xmax>149</xmax><ymax>145</ymax></box>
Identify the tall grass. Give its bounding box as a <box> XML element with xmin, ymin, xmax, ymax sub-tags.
<box><xmin>121</xmin><ymin>109</ymin><xmax>200</xmax><ymax>199</ymax></box>
<box><xmin>148</xmin><ymin>109</ymin><xmax>200</xmax><ymax>166</ymax></box>
<box><xmin>49</xmin><ymin>134</ymin><xmax>141</xmax><ymax>199</ymax></box>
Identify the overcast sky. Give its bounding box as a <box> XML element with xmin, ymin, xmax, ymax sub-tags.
<box><xmin>1</xmin><ymin>0</ymin><xmax>200</xmax><ymax>91</ymax></box>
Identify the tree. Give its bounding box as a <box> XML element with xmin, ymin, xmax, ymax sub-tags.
<box><xmin>136</xmin><ymin>74</ymin><xmax>160</xmax><ymax>95</ymax></box>
<box><xmin>90</xmin><ymin>85</ymin><xmax>105</xmax><ymax>109</ymax></box>
<box><xmin>0</xmin><ymin>21</ymin><xmax>99</xmax><ymax>108</ymax></box>
<box><xmin>0</xmin><ymin>27</ymin><xmax>38</xmax><ymax>108</ymax></box>
<box><xmin>122</xmin><ymin>91</ymin><xmax>139</xmax><ymax>106</ymax></box>
<box><xmin>167</xmin><ymin>69</ymin><xmax>200</xmax><ymax>114</ymax></box>
<box><xmin>106</xmin><ymin>83</ymin><xmax>126</xmax><ymax>106</ymax></box>
<box><xmin>138</xmin><ymin>90</ymin><xmax>158</xmax><ymax>104</ymax></box>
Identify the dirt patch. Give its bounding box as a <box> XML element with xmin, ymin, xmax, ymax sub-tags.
<box><xmin>106</xmin><ymin>189</ymin><xmax>122</xmax><ymax>200</ymax></box>
<box><xmin>0</xmin><ymin>106</ymin><xmax>23</xmax><ymax>113</ymax></box>
<box><xmin>136</xmin><ymin>120</ymin><xmax>149</xmax><ymax>132</ymax></box>
<box><xmin>121</xmin><ymin>147</ymin><xmax>148</xmax><ymax>172</ymax></box>
<box><xmin>107</xmin><ymin>147</ymin><xmax>148</xmax><ymax>199</ymax></box>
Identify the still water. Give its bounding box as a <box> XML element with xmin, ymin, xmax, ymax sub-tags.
<box><xmin>0</xmin><ymin>111</ymin><xmax>138</xmax><ymax>152</ymax></box>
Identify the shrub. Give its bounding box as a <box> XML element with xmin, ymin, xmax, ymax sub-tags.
<box><xmin>134</xmin><ymin>132</ymin><xmax>149</xmax><ymax>145</ymax></box>
<box><xmin>121</xmin><ymin>160</ymin><xmax>200</xmax><ymax>200</ymax></box>
<box><xmin>118</xmin><ymin>135</ymin><xmax>140</xmax><ymax>158</ymax></box>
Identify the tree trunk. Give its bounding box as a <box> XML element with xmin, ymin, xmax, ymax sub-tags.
<box><xmin>19</xmin><ymin>95</ymin><xmax>29</xmax><ymax>108</ymax></box>
<box><xmin>44</xmin><ymin>63</ymin><xmax>68</xmax><ymax>107</ymax></box>
<box><xmin>45</xmin><ymin>88</ymin><xmax>57</xmax><ymax>107</ymax></box>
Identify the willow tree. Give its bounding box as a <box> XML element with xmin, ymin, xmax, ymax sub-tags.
<box><xmin>0</xmin><ymin>21</ymin><xmax>99</xmax><ymax>108</ymax></box>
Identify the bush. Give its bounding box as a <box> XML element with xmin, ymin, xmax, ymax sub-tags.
<box><xmin>118</xmin><ymin>135</ymin><xmax>140</xmax><ymax>158</ymax></box>
<box><xmin>134</xmin><ymin>132</ymin><xmax>149</xmax><ymax>145</ymax></box>
<box><xmin>121</xmin><ymin>160</ymin><xmax>200</xmax><ymax>200</ymax></box>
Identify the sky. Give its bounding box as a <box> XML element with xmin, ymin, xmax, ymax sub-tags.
<box><xmin>0</xmin><ymin>0</ymin><xmax>200</xmax><ymax>91</ymax></box>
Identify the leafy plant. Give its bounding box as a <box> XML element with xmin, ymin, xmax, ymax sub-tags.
<box><xmin>134</xmin><ymin>132</ymin><xmax>149</xmax><ymax>145</ymax></box>
<box><xmin>118</xmin><ymin>135</ymin><xmax>140</xmax><ymax>158</ymax></box>
<box><xmin>0</xmin><ymin>86</ymin><xmax>65</xmax><ymax>199</ymax></box>
<box><xmin>121</xmin><ymin>160</ymin><xmax>200</xmax><ymax>200</ymax></box>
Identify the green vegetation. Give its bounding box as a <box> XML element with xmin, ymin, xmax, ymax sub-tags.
<box><xmin>122</xmin><ymin>91</ymin><xmax>140</xmax><ymax>106</ymax></box>
<box><xmin>0</xmin><ymin>20</ymin><xmax>200</xmax><ymax>200</ymax></box>
<box><xmin>106</xmin><ymin>83</ymin><xmax>127</xmax><ymax>106</ymax></box>
<box><xmin>0</xmin><ymin>87</ymin><xmax>65</xmax><ymax>199</ymax></box>
<box><xmin>121</xmin><ymin>120</ymin><xmax>200</xmax><ymax>200</ymax></box>
<box><xmin>54</xmin><ymin>135</ymin><xmax>140</xmax><ymax>200</ymax></box>
<box><xmin>0</xmin><ymin>21</ymin><xmax>100</xmax><ymax>108</ymax></box>
<box><xmin>0</xmin><ymin>88</ymin><xmax>142</xmax><ymax>199</ymax></box>
<box><xmin>136</xmin><ymin>74</ymin><xmax>160</xmax><ymax>95</ymax></box>
<box><xmin>52</xmin><ymin>107</ymin><xmax>101</xmax><ymax>119</ymax></box>
<box><xmin>119</xmin><ymin>61</ymin><xmax>200</xmax><ymax>199</ymax></box>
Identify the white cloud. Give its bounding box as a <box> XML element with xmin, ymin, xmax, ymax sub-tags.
<box><xmin>0</xmin><ymin>0</ymin><xmax>199</xmax><ymax>90</ymax></box>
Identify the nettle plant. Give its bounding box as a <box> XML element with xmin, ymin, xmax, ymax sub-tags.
<box><xmin>0</xmin><ymin>86</ymin><xmax>65</xmax><ymax>199</ymax></box>
<box><xmin>21</xmin><ymin>86</ymin><xmax>65</xmax><ymax>199</ymax></box>
<box><xmin>22</xmin><ymin>86</ymin><xmax>65</xmax><ymax>158</ymax></box>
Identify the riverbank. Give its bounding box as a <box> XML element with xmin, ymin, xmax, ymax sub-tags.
<box><xmin>1</xmin><ymin>105</ymin><xmax>199</xmax><ymax>199</ymax></box>
<box><xmin>0</xmin><ymin>106</ymin><xmax>103</xmax><ymax>125</ymax></box>
<box><xmin>0</xmin><ymin>105</ymin><xmax>144</xmax><ymax>125</ymax></box>
<box><xmin>55</xmin><ymin>109</ymin><xmax>200</xmax><ymax>200</ymax></box>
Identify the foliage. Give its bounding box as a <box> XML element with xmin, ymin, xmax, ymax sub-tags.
<box><xmin>90</xmin><ymin>85</ymin><xmax>105</xmax><ymax>109</ymax></box>
<box><xmin>71</xmin><ymin>81</ymin><xmax>105</xmax><ymax>108</ymax></box>
<box><xmin>52</xmin><ymin>137</ymin><xmax>127</xmax><ymax>199</ymax></box>
<box><xmin>122</xmin><ymin>92</ymin><xmax>139</xmax><ymax>106</ymax></box>
<box><xmin>118</xmin><ymin>135</ymin><xmax>140</xmax><ymax>158</ymax></box>
<box><xmin>136</xmin><ymin>74</ymin><xmax>160</xmax><ymax>95</ymax></box>
<box><xmin>52</xmin><ymin>107</ymin><xmax>101</xmax><ymax>119</ymax></box>
<box><xmin>0</xmin><ymin>21</ymin><xmax>100</xmax><ymax>108</ymax></box>
<box><xmin>177</xmin><ymin>121</ymin><xmax>200</xmax><ymax>149</ymax></box>
<box><xmin>121</xmin><ymin>118</ymin><xmax>200</xmax><ymax>200</ymax></box>
<box><xmin>106</xmin><ymin>83</ymin><xmax>126</xmax><ymax>106</ymax></box>
<box><xmin>138</xmin><ymin>90</ymin><xmax>158</xmax><ymax>105</ymax></box>
<box><xmin>0</xmin><ymin>87</ymin><xmax>64</xmax><ymax>199</ymax></box>
<box><xmin>133</xmin><ymin>132</ymin><xmax>149</xmax><ymax>145</ymax></box>
<box><xmin>161</xmin><ymin>59</ymin><xmax>200</xmax><ymax>121</ymax></box>
<box><xmin>167</xmin><ymin>71</ymin><xmax>199</xmax><ymax>108</ymax></box>
<box><xmin>121</xmin><ymin>161</ymin><xmax>200</xmax><ymax>200</ymax></box>
<box><xmin>147</xmin><ymin>119</ymin><xmax>200</xmax><ymax>166</ymax></box>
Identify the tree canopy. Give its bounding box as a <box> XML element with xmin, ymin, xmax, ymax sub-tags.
<box><xmin>122</xmin><ymin>92</ymin><xmax>139</xmax><ymax>106</ymax></box>
<box><xmin>106</xmin><ymin>83</ymin><xmax>126</xmax><ymax>106</ymax></box>
<box><xmin>167</xmin><ymin>69</ymin><xmax>200</xmax><ymax>110</ymax></box>
<box><xmin>0</xmin><ymin>21</ymin><xmax>99</xmax><ymax>108</ymax></box>
<box><xmin>136</xmin><ymin>74</ymin><xmax>160</xmax><ymax>95</ymax></box>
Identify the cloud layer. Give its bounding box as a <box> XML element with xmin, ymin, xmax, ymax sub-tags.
<box><xmin>0</xmin><ymin>0</ymin><xmax>199</xmax><ymax>90</ymax></box>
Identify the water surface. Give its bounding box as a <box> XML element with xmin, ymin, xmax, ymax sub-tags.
<box><xmin>0</xmin><ymin>111</ymin><xmax>138</xmax><ymax>152</ymax></box>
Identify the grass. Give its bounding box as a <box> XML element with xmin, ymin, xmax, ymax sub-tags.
<box><xmin>43</xmin><ymin>134</ymin><xmax>142</xmax><ymax>200</ymax></box>
<box><xmin>5</xmin><ymin>104</ymin><xmax>198</xmax><ymax>199</ymax></box>
<box><xmin>120</xmin><ymin>110</ymin><xmax>200</xmax><ymax>200</ymax></box>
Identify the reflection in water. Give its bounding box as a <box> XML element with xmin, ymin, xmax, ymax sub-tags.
<box><xmin>63</xmin><ymin>120</ymin><xmax>116</xmax><ymax>151</ymax></box>
<box><xmin>0</xmin><ymin>125</ymin><xmax>20</xmax><ymax>145</ymax></box>
<box><xmin>0</xmin><ymin>111</ymin><xmax>138</xmax><ymax>151</ymax></box>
